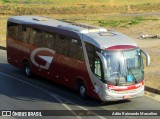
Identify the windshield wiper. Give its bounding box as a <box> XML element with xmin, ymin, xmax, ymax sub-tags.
<box><xmin>115</xmin><ymin>61</ymin><xmax>121</xmax><ymax>86</ymax></box>
<box><xmin>127</xmin><ymin>67</ymin><xmax>137</xmax><ymax>84</ymax></box>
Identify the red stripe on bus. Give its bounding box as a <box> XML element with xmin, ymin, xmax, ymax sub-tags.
<box><xmin>108</xmin><ymin>81</ymin><xmax>144</xmax><ymax>91</ymax></box>
<box><xmin>106</xmin><ymin>45</ymin><xmax>137</xmax><ymax>51</ymax></box>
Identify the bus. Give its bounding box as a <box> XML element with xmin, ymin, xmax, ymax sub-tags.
<box><xmin>7</xmin><ymin>16</ymin><xmax>150</xmax><ymax>101</ymax></box>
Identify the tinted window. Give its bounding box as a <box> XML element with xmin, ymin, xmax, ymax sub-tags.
<box><xmin>34</xmin><ymin>29</ymin><xmax>43</xmax><ymax>47</ymax></box>
<box><xmin>28</xmin><ymin>28</ymin><xmax>43</xmax><ymax>46</ymax></box>
<box><xmin>56</xmin><ymin>35</ymin><xmax>70</xmax><ymax>56</ymax></box>
<box><xmin>7</xmin><ymin>22</ymin><xmax>20</xmax><ymax>40</ymax></box>
<box><xmin>94</xmin><ymin>57</ymin><xmax>102</xmax><ymax>78</ymax></box>
<box><xmin>85</xmin><ymin>42</ymin><xmax>94</xmax><ymax>70</ymax></box>
<box><xmin>69</xmin><ymin>39</ymin><xmax>84</xmax><ymax>61</ymax></box>
<box><xmin>85</xmin><ymin>42</ymin><xmax>103</xmax><ymax>80</ymax></box>
<box><xmin>29</xmin><ymin>28</ymin><xmax>36</xmax><ymax>45</ymax></box>
<box><xmin>43</xmin><ymin>32</ymin><xmax>56</xmax><ymax>50</ymax></box>
<box><xmin>21</xmin><ymin>26</ymin><xmax>30</xmax><ymax>43</ymax></box>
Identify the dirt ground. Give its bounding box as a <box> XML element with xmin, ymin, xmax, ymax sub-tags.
<box><xmin>135</xmin><ymin>39</ymin><xmax>160</xmax><ymax>90</ymax></box>
<box><xmin>119</xmin><ymin>20</ymin><xmax>160</xmax><ymax>90</ymax></box>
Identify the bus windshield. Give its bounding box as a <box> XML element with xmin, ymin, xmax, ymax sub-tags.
<box><xmin>102</xmin><ymin>48</ymin><xmax>144</xmax><ymax>85</ymax></box>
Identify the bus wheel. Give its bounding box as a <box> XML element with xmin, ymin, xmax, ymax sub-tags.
<box><xmin>78</xmin><ymin>82</ymin><xmax>87</xmax><ymax>99</ymax></box>
<box><xmin>24</xmin><ymin>62</ymin><xmax>32</xmax><ymax>77</ymax></box>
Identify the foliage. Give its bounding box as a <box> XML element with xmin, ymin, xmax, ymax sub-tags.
<box><xmin>0</xmin><ymin>0</ymin><xmax>160</xmax><ymax>15</ymax></box>
<box><xmin>99</xmin><ymin>17</ymin><xmax>144</xmax><ymax>28</ymax></box>
<box><xmin>1</xmin><ymin>0</ymin><xmax>52</xmax><ymax>3</ymax></box>
<box><xmin>128</xmin><ymin>17</ymin><xmax>143</xmax><ymax>25</ymax></box>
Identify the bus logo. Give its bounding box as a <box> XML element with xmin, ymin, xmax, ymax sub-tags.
<box><xmin>30</xmin><ymin>48</ymin><xmax>55</xmax><ymax>70</ymax></box>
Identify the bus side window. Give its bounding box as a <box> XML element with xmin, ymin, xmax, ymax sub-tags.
<box><xmin>35</xmin><ymin>29</ymin><xmax>43</xmax><ymax>47</ymax></box>
<box><xmin>94</xmin><ymin>57</ymin><xmax>102</xmax><ymax>79</ymax></box>
<box><xmin>29</xmin><ymin>28</ymin><xmax>36</xmax><ymax>45</ymax></box>
<box><xmin>69</xmin><ymin>39</ymin><xmax>84</xmax><ymax>61</ymax></box>
<box><xmin>56</xmin><ymin>35</ymin><xmax>70</xmax><ymax>56</ymax></box>
<box><xmin>85</xmin><ymin>42</ymin><xmax>94</xmax><ymax>71</ymax></box>
<box><xmin>85</xmin><ymin>42</ymin><xmax>103</xmax><ymax>80</ymax></box>
<box><xmin>21</xmin><ymin>26</ymin><xmax>30</xmax><ymax>44</ymax></box>
<box><xmin>7</xmin><ymin>22</ymin><xmax>19</xmax><ymax>40</ymax></box>
<box><xmin>29</xmin><ymin>28</ymin><xmax>42</xmax><ymax>46</ymax></box>
<box><xmin>43</xmin><ymin>32</ymin><xmax>56</xmax><ymax>50</ymax></box>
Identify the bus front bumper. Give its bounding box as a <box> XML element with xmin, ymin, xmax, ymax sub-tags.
<box><xmin>100</xmin><ymin>85</ymin><xmax>144</xmax><ymax>101</ymax></box>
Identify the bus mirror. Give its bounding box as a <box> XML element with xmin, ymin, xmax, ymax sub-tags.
<box><xmin>141</xmin><ymin>49</ymin><xmax>150</xmax><ymax>66</ymax></box>
<box><xmin>96</xmin><ymin>52</ymin><xmax>107</xmax><ymax>71</ymax></box>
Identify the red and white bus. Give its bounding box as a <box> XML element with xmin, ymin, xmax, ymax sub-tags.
<box><xmin>7</xmin><ymin>16</ymin><xmax>150</xmax><ymax>101</ymax></box>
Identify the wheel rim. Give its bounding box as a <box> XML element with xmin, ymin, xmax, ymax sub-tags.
<box><xmin>80</xmin><ymin>85</ymin><xmax>85</xmax><ymax>96</ymax></box>
<box><xmin>25</xmin><ymin>65</ymin><xmax>30</xmax><ymax>76</ymax></box>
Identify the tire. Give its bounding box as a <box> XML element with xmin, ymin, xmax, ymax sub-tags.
<box><xmin>24</xmin><ymin>62</ymin><xmax>32</xmax><ymax>78</ymax></box>
<box><xmin>78</xmin><ymin>82</ymin><xmax>87</xmax><ymax>99</ymax></box>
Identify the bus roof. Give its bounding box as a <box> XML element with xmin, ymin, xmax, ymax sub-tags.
<box><xmin>8</xmin><ymin>16</ymin><xmax>138</xmax><ymax>49</ymax></box>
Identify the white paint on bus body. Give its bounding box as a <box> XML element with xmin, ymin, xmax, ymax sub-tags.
<box><xmin>38</xmin><ymin>56</ymin><xmax>53</xmax><ymax>64</ymax></box>
<box><xmin>30</xmin><ymin>48</ymin><xmax>55</xmax><ymax>70</ymax></box>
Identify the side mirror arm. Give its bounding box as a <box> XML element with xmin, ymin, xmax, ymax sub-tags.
<box><xmin>96</xmin><ymin>51</ymin><xmax>107</xmax><ymax>71</ymax></box>
<box><xmin>141</xmin><ymin>49</ymin><xmax>150</xmax><ymax>66</ymax></box>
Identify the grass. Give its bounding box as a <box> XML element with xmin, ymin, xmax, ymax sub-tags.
<box><xmin>0</xmin><ymin>0</ymin><xmax>160</xmax><ymax>5</ymax></box>
<box><xmin>0</xmin><ymin>15</ymin><xmax>7</xmax><ymax>46</ymax></box>
<box><xmin>98</xmin><ymin>17</ymin><xmax>144</xmax><ymax>28</ymax></box>
<box><xmin>0</xmin><ymin>0</ymin><xmax>160</xmax><ymax>15</ymax></box>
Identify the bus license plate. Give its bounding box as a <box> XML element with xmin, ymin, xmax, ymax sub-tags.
<box><xmin>123</xmin><ymin>95</ymin><xmax>131</xmax><ymax>99</ymax></box>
